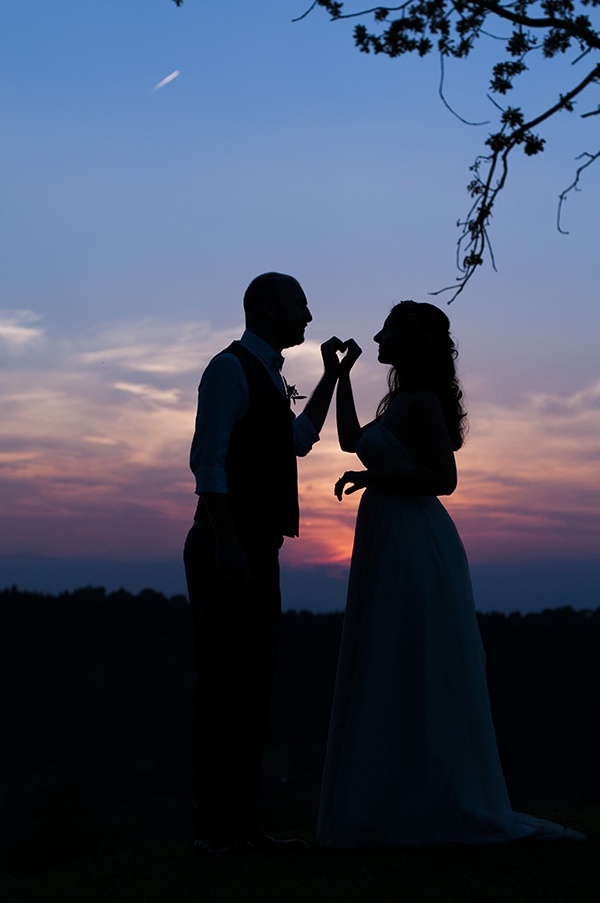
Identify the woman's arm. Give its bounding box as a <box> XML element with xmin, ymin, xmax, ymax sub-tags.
<box><xmin>336</xmin><ymin>339</ymin><xmax>363</xmax><ymax>452</ymax></box>
<box><xmin>335</xmin><ymin>390</ymin><xmax>457</xmax><ymax>499</ymax></box>
<box><xmin>334</xmin><ymin>462</ymin><xmax>455</xmax><ymax>499</ymax></box>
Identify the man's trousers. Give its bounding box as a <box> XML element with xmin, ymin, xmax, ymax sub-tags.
<box><xmin>183</xmin><ymin>516</ymin><xmax>282</xmax><ymax>837</ymax></box>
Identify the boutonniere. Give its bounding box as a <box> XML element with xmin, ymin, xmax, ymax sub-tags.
<box><xmin>285</xmin><ymin>383</ymin><xmax>307</xmax><ymax>405</ymax></box>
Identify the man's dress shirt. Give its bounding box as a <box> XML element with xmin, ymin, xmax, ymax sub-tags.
<box><xmin>190</xmin><ymin>330</ymin><xmax>318</xmax><ymax>496</ymax></box>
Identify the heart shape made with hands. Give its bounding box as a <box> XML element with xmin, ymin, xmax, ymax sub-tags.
<box><xmin>336</xmin><ymin>339</ymin><xmax>348</xmax><ymax>361</ymax></box>
<box><xmin>321</xmin><ymin>336</ymin><xmax>346</xmax><ymax>361</ymax></box>
<box><xmin>337</xmin><ymin>338</ymin><xmax>362</xmax><ymax>365</ymax></box>
<box><xmin>322</xmin><ymin>336</ymin><xmax>361</xmax><ymax>368</ymax></box>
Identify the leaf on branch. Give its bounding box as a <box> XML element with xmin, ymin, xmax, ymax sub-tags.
<box><xmin>463</xmin><ymin>253</ymin><xmax>483</xmax><ymax>268</ymax></box>
<box><xmin>318</xmin><ymin>0</ymin><xmax>344</xmax><ymax>18</ymax></box>
<box><xmin>486</xmin><ymin>132</ymin><xmax>509</xmax><ymax>151</ymax></box>
<box><xmin>491</xmin><ymin>60</ymin><xmax>528</xmax><ymax>94</ymax></box>
<box><xmin>574</xmin><ymin>13</ymin><xmax>594</xmax><ymax>33</ymax></box>
<box><xmin>506</xmin><ymin>30</ymin><xmax>538</xmax><ymax>56</ymax></box>
<box><xmin>354</xmin><ymin>23</ymin><xmax>371</xmax><ymax>51</ymax></box>
<box><xmin>544</xmin><ymin>28</ymin><xmax>574</xmax><ymax>57</ymax></box>
<box><xmin>523</xmin><ymin>132</ymin><xmax>546</xmax><ymax>154</ymax></box>
<box><xmin>558</xmin><ymin>93</ymin><xmax>576</xmax><ymax>111</ymax></box>
<box><xmin>501</xmin><ymin>106</ymin><xmax>525</xmax><ymax>128</ymax></box>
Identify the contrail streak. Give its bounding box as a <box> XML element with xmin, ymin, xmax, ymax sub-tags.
<box><xmin>152</xmin><ymin>70</ymin><xmax>180</xmax><ymax>91</ymax></box>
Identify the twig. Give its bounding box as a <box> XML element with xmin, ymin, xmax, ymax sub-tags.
<box><xmin>292</xmin><ymin>2</ymin><xmax>319</xmax><ymax>23</ymax></box>
<box><xmin>557</xmin><ymin>149</ymin><xmax>600</xmax><ymax>234</ymax></box>
<box><xmin>439</xmin><ymin>54</ymin><xmax>490</xmax><ymax>126</ymax></box>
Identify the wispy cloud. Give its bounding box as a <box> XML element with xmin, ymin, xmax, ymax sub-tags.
<box><xmin>1</xmin><ymin>311</ymin><xmax>599</xmax><ymax>567</ymax></box>
<box><xmin>114</xmin><ymin>382</ymin><xmax>183</xmax><ymax>405</ymax></box>
<box><xmin>443</xmin><ymin>382</ymin><xmax>600</xmax><ymax>562</ymax></box>
<box><xmin>0</xmin><ymin>313</ymin><xmax>332</xmax><ymax>560</ymax></box>
<box><xmin>79</xmin><ymin>320</ymin><xmax>240</xmax><ymax>374</ymax></box>
<box><xmin>287</xmin><ymin>378</ymin><xmax>600</xmax><ymax>568</ymax></box>
<box><xmin>0</xmin><ymin>310</ymin><xmax>45</xmax><ymax>350</ymax></box>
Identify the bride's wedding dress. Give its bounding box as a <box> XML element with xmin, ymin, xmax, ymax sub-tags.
<box><xmin>318</xmin><ymin>422</ymin><xmax>579</xmax><ymax>847</ymax></box>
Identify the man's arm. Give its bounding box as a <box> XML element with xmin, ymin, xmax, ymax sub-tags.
<box><xmin>191</xmin><ymin>355</ymin><xmax>251</xmax><ymax>585</ymax></box>
<box><xmin>198</xmin><ymin>493</ymin><xmax>251</xmax><ymax>586</ymax></box>
<box><xmin>300</xmin><ymin>337</ymin><xmax>344</xmax><ymax>435</ymax></box>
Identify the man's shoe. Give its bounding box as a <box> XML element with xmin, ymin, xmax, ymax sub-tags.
<box><xmin>194</xmin><ymin>834</ymin><xmax>253</xmax><ymax>855</ymax></box>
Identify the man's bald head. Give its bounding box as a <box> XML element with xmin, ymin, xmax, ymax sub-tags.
<box><xmin>243</xmin><ymin>272</ymin><xmax>302</xmax><ymax>320</ymax></box>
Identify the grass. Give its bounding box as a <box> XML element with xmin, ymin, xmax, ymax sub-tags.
<box><xmin>0</xmin><ymin>805</ymin><xmax>597</xmax><ymax>903</ymax></box>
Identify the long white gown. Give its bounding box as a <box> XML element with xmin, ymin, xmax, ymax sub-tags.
<box><xmin>317</xmin><ymin>422</ymin><xmax>575</xmax><ymax>847</ymax></box>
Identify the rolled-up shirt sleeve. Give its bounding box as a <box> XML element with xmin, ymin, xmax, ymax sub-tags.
<box><xmin>292</xmin><ymin>411</ymin><xmax>319</xmax><ymax>457</ymax></box>
<box><xmin>190</xmin><ymin>354</ymin><xmax>247</xmax><ymax>494</ymax></box>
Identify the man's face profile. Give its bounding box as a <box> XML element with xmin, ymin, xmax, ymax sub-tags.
<box><xmin>273</xmin><ymin>278</ymin><xmax>313</xmax><ymax>349</ymax></box>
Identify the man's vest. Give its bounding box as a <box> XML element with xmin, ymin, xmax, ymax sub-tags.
<box><xmin>195</xmin><ymin>341</ymin><xmax>299</xmax><ymax>538</ymax></box>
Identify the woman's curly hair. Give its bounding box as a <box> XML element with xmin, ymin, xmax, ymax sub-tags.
<box><xmin>376</xmin><ymin>301</ymin><xmax>468</xmax><ymax>450</ymax></box>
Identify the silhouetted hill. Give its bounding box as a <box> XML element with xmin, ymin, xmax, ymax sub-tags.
<box><xmin>1</xmin><ymin>587</ymin><xmax>599</xmax><ymax>827</ymax></box>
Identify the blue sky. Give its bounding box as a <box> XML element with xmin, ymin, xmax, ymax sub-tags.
<box><xmin>1</xmin><ymin>1</ymin><xmax>599</xmax><ymax>610</ymax></box>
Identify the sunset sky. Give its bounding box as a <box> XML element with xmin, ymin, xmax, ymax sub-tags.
<box><xmin>2</xmin><ymin>1</ymin><xmax>599</xmax><ymax>609</ymax></box>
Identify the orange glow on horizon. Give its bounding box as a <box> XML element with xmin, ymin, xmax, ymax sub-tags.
<box><xmin>2</xmin><ymin>320</ymin><xmax>600</xmax><ymax>567</ymax></box>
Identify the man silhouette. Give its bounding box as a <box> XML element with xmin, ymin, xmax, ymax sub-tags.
<box><xmin>184</xmin><ymin>272</ymin><xmax>342</xmax><ymax>854</ymax></box>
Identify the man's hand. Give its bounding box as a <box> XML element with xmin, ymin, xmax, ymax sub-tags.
<box><xmin>334</xmin><ymin>470</ymin><xmax>370</xmax><ymax>500</ymax></box>
<box><xmin>215</xmin><ymin>538</ymin><xmax>251</xmax><ymax>588</ymax></box>
<box><xmin>339</xmin><ymin>339</ymin><xmax>362</xmax><ymax>375</ymax></box>
<box><xmin>320</xmin><ymin>336</ymin><xmax>346</xmax><ymax>377</ymax></box>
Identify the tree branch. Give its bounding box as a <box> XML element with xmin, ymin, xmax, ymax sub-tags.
<box><xmin>300</xmin><ymin>0</ymin><xmax>600</xmax><ymax>49</ymax></box>
<box><xmin>514</xmin><ymin>63</ymin><xmax>600</xmax><ymax>135</ymax></box>
<box><xmin>557</xmin><ymin>149</ymin><xmax>600</xmax><ymax>233</ymax></box>
<box><xmin>311</xmin><ymin>3</ymin><xmax>412</xmax><ymax>20</ymax></box>
<box><xmin>435</xmin><ymin>61</ymin><xmax>600</xmax><ymax>301</ymax></box>
<box><xmin>466</xmin><ymin>1</ymin><xmax>600</xmax><ymax>51</ymax></box>
<box><xmin>292</xmin><ymin>1</ymin><xmax>600</xmax><ymax>300</ymax></box>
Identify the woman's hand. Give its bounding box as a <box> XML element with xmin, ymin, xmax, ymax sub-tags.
<box><xmin>334</xmin><ymin>470</ymin><xmax>370</xmax><ymax>500</ymax></box>
<box><xmin>339</xmin><ymin>339</ymin><xmax>362</xmax><ymax>376</ymax></box>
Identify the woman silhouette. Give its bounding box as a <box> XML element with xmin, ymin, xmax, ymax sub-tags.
<box><xmin>318</xmin><ymin>301</ymin><xmax>583</xmax><ymax>847</ymax></box>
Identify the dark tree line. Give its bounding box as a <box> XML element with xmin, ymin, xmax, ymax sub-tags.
<box><xmin>2</xmin><ymin>586</ymin><xmax>599</xmax><ymax>827</ymax></box>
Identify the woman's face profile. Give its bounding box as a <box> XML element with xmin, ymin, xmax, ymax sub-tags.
<box><xmin>373</xmin><ymin>315</ymin><xmax>402</xmax><ymax>365</ymax></box>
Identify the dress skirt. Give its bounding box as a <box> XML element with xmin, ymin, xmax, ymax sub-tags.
<box><xmin>318</xmin><ymin>474</ymin><xmax>570</xmax><ymax>847</ymax></box>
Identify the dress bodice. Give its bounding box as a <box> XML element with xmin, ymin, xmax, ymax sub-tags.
<box><xmin>355</xmin><ymin>421</ymin><xmax>416</xmax><ymax>474</ymax></box>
